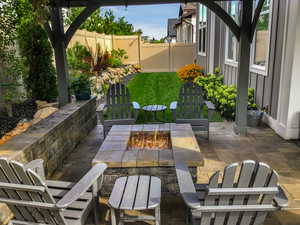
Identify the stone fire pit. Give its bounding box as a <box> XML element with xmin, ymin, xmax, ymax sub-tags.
<box><xmin>92</xmin><ymin>123</ymin><xmax>203</xmax><ymax>194</ymax></box>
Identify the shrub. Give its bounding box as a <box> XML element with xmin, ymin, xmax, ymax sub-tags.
<box><xmin>18</xmin><ymin>18</ymin><xmax>58</xmax><ymax>102</ymax></box>
<box><xmin>177</xmin><ymin>64</ymin><xmax>204</xmax><ymax>82</ymax></box>
<box><xmin>67</xmin><ymin>42</ymin><xmax>92</xmax><ymax>73</ymax></box>
<box><xmin>69</xmin><ymin>73</ymin><xmax>91</xmax><ymax>95</ymax></box>
<box><xmin>109</xmin><ymin>48</ymin><xmax>128</xmax><ymax>68</ymax></box>
<box><xmin>195</xmin><ymin>69</ymin><xmax>257</xmax><ymax>120</ymax></box>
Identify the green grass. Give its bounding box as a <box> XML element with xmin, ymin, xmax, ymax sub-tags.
<box><xmin>127</xmin><ymin>72</ymin><xmax>223</xmax><ymax>123</ymax></box>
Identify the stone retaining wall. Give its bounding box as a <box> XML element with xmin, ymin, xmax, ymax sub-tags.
<box><xmin>0</xmin><ymin>97</ymin><xmax>97</xmax><ymax>224</ymax></box>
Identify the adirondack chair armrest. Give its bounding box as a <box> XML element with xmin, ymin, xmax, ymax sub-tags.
<box><xmin>274</xmin><ymin>185</ymin><xmax>289</xmax><ymax>209</ymax></box>
<box><xmin>132</xmin><ymin>101</ymin><xmax>141</xmax><ymax>110</ymax></box>
<box><xmin>25</xmin><ymin>159</ymin><xmax>45</xmax><ymax>180</ymax></box>
<box><xmin>56</xmin><ymin>163</ymin><xmax>107</xmax><ymax>209</ymax></box>
<box><xmin>132</xmin><ymin>101</ymin><xmax>141</xmax><ymax>120</ymax></box>
<box><xmin>204</xmin><ymin>101</ymin><xmax>215</xmax><ymax>120</ymax></box>
<box><xmin>204</xmin><ymin>101</ymin><xmax>215</xmax><ymax>110</ymax></box>
<box><xmin>96</xmin><ymin>104</ymin><xmax>107</xmax><ymax>123</ymax></box>
<box><xmin>175</xmin><ymin>162</ymin><xmax>202</xmax><ymax>209</ymax></box>
<box><xmin>170</xmin><ymin>101</ymin><xmax>178</xmax><ymax>110</ymax></box>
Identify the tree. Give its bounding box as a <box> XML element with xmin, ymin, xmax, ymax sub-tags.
<box><xmin>0</xmin><ymin>0</ymin><xmax>18</xmax><ymax>56</ymax></box>
<box><xmin>0</xmin><ymin>0</ymin><xmax>26</xmax><ymax>115</ymax></box>
<box><xmin>65</xmin><ymin>8</ymin><xmax>143</xmax><ymax>35</ymax></box>
<box><xmin>17</xmin><ymin>0</ymin><xmax>58</xmax><ymax>102</ymax></box>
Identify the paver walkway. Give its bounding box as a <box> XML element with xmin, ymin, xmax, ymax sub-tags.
<box><xmin>51</xmin><ymin>122</ymin><xmax>300</xmax><ymax>225</ymax></box>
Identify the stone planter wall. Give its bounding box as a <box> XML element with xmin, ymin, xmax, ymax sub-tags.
<box><xmin>0</xmin><ymin>97</ymin><xmax>97</xmax><ymax>224</ymax></box>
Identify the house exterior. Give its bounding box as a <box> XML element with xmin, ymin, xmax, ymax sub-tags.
<box><xmin>195</xmin><ymin>0</ymin><xmax>300</xmax><ymax>140</ymax></box>
<box><xmin>167</xmin><ymin>18</ymin><xmax>178</xmax><ymax>43</ymax></box>
<box><xmin>171</xmin><ymin>3</ymin><xmax>197</xmax><ymax>43</ymax></box>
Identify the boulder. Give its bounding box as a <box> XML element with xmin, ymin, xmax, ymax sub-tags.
<box><xmin>32</xmin><ymin>107</ymin><xmax>58</xmax><ymax>125</ymax></box>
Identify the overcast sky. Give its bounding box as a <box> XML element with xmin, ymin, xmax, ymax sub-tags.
<box><xmin>103</xmin><ymin>4</ymin><xmax>180</xmax><ymax>39</ymax></box>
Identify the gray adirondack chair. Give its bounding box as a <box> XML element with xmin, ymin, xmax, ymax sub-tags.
<box><xmin>97</xmin><ymin>83</ymin><xmax>140</xmax><ymax>137</ymax></box>
<box><xmin>175</xmin><ymin>161</ymin><xmax>288</xmax><ymax>225</ymax></box>
<box><xmin>170</xmin><ymin>82</ymin><xmax>215</xmax><ymax>139</ymax></box>
<box><xmin>0</xmin><ymin>158</ymin><xmax>107</xmax><ymax>225</ymax></box>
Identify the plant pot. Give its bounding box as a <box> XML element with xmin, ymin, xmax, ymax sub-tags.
<box><xmin>247</xmin><ymin>110</ymin><xmax>263</xmax><ymax>127</ymax></box>
<box><xmin>75</xmin><ymin>90</ymin><xmax>91</xmax><ymax>101</ymax></box>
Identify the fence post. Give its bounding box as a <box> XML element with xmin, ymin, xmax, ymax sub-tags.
<box><xmin>138</xmin><ymin>35</ymin><xmax>141</xmax><ymax>66</ymax></box>
<box><xmin>168</xmin><ymin>42</ymin><xmax>171</xmax><ymax>72</ymax></box>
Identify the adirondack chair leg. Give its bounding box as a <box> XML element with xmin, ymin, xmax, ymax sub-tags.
<box><xmin>110</xmin><ymin>208</ymin><xmax>117</xmax><ymax>225</ymax></box>
<box><xmin>155</xmin><ymin>206</ymin><xmax>161</xmax><ymax>225</ymax></box>
<box><xmin>93</xmin><ymin>182</ymin><xmax>100</xmax><ymax>225</ymax></box>
<box><xmin>186</xmin><ymin>207</ymin><xmax>191</xmax><ymax>225</ymax></box>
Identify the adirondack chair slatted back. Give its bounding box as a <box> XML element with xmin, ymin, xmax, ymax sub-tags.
<box><xmin>200</xmin><ymin>160</ymin><xmax>279</xmax><ymax>225</ymax></box>
<box><xmin>0</xmin><ymin>158</ymin><xmax>67</xmax><ymax>225</ymax></box>
<box><xmin>106</xmin><ymin>83</ymin><xmax>132</xmax><ymax>120</ymax></box>
<box><xmin>177</xmin><ymin>82</ymin><xmax>205</xmax><ymax>119</ymax></box>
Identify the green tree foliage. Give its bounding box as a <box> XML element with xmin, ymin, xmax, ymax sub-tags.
<box><xmin>0</xmin><ymin>0</ymin><xmax>18</xmax><ymax>56</ymax></box>
<box><xmin>65</xmin><ymin>8</ymin><xmax>143</xmax><ymax>35</ymax></box>
<box><xmin>0</xmin><ymin>0</ymin><xmax>26</xmax><ymax>106</ymax></box>
<box><xmin>17</xmin><ymin>0</ymin><xmax>58</xmax><ymax>102</ymax></box>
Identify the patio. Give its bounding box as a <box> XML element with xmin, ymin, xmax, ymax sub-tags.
<box><xmin>51</xmin><ymin>122</ymin><xmax>300</xmax><ymax>225</ymax></box>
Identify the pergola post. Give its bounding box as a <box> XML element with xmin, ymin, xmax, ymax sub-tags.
<box><xmin>234</xmin><ymin>0</ymin><xmax>253</xmax><ymax>135</ymax></box>
<box><xmin>50</xmin><ymin>7</ymin><xmax>70</xmax><ymax>107</ymax></box>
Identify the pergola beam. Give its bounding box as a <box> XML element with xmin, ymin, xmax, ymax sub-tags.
<box><xmin>50</xmin><ymin>7</ymin><xmax>70</xmax><ymax>107</ymax></box>
<box><xmin>65</xmin><ymin>4</ymin><xmax>99</xmax><ymax>47</ymax></box>
<box><xmin>53</xmin><ymin>0</ymin><xmax>241</xmax><ymax>7</ymax></box>
<box><xmin>234</xmin><ymin>0</ymin><xmax>253</xmax><ymax>135</ymax></box>
<box><xmin>200</xmin><ymin>0</ymin><xmax>240</xmax><ymax>40</ymax></box>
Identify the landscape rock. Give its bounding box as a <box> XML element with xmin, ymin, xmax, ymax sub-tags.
<box><xmin>32</xmin><ymin>107</ymin><xmax>58</xmax><ymax>125</ymax></box>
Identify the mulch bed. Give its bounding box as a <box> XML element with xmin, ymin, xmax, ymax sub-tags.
<box><xmin>0</xmin><ymin>99</ymin><xmax>37</xmax><ymax>138</ymax></box>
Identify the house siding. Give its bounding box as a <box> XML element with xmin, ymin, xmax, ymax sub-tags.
<box><xmin>196</xmin><ymin>0</ymin><xmax>286</xmax><ymax>119</ymax></box>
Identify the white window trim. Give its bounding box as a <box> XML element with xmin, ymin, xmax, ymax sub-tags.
<box><xmin>224</xmin><ymin>2</ymin><xmax>239</xmax><ymax>64</ymax></box>
<box><xmin>198</xmin><ymin>4</ymin><xmax>207</xmax><ymax>56</ymax></box>
<box><xmin>250</xmin><ymin>0</ymin><xmax>273</xmax><ymax>76</ymax></box>
<box><xmin>224</xmin><ymin>0</ymin><xmax>273</xmax><ymax>76</ymax></box>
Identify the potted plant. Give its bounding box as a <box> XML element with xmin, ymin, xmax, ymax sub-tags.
<box><xmin>247</xmin><ymin>105</ymin><xmax>263</xmax><ymax>127</ymax></box>
<box><xmin>70</xmin><ymin>73</ymin><xmax>91</xmax><ymax>101</ymax></box>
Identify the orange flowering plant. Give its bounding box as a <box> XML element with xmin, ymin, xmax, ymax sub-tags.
<box><xmin>177</xmin><ymin>64</ymin><xmax>205</xmax><ymax>82</ymax></box>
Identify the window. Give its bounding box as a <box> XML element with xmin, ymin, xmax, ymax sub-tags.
<box><xmin>198</xmin><ymin>4</ymin><xmax>207</xmax><ymax>55</ymax></box>
<box><xmin>251</xmin><ymin>0</ymin><xmax>272</xmax><ymax>70</ymax></box>
<box><xmin>225</xmin><ymin>1</ymin><xmax>240</xmax><ymax>63</ymax></box>
<box><xmin>225</xmin><ymin>0</ymin><xmax>272</xmax><ymax>74</ymax></box>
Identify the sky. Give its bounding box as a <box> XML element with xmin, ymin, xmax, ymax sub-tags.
<box><xmin>103</xmin><ymin>4</ymin><xmax>180</xmax><ymax>40</ymax></box>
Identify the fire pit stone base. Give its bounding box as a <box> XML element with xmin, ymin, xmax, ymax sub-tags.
<box><xmin>101</xmin><ymin>166</ymin><xmax>197</xmax><ymax>195</ymax></box>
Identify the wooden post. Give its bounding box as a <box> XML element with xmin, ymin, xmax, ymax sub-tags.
<box><xmin>234</xmin><ymin>0</ymin><xmax>253</xmax><ymax>135</ymax></box>
<box><xmin>50</xmin><ymin>7</ymin><xmax>70</xmax><ymax>107</ymax></box>
<box><xmin>138</xmin><ymin>34</ymin><xmax>141</xmax><ymax>66</ymax></box>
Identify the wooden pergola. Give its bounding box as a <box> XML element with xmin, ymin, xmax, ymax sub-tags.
<box><xmin>47</xmin><ymin>0</ymin><xmax>266</xmax><ymax>135</ymax></box>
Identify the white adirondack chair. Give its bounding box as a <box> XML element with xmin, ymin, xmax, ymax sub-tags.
<box><xmin>0</xmin><ymin>158</ymin><xmax>107</xmax><ymax>225</ymax></box>
<box><xmin>175</xmin><ymin>161</ymin><xmax>288</xmax><ymax>225</ymax></box>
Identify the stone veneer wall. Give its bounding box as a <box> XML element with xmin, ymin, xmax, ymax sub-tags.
<box><xmin>0</xmin><ymin>97</ymin><xmax>97</xmax><ymax>224</ymax></box>
<box><xmin>101</xmin><ymin>166</ymin><xmax>198</xmax><ymax>196</ymax></box>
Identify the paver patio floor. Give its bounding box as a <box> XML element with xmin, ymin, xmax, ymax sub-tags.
<box><xmin>51</xmin><ymin>122</ymin><xmax>300</xmax><ymax>225</ymax></box>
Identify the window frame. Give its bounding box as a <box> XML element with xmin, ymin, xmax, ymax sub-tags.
<box><xmin>250</xmin><ymin>0</ymin><xmax>273</xmax><ymax>75</ymax></box>
<box><xmin>224</xmin><ymin>0</ymin><xmax>273</xmax><ymax>76</ymax></box>
<box><xmin>198</xmin><ymin>4</ymin><xmax>207</xmax><ymax>56</ymax></box>
<box><xmin>224</xmin><ymin>1</ymin><xmax>239</xmax><ymax>66</ymax></box>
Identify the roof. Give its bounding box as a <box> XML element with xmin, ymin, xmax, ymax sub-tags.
<box><xmin>167</xmin><ymin>18</ymin><xmax>179</xmax><ymax>37</ymax></box>
<box><xmin>179</xmin><ymin>3</ymin><xmax>197</xmax><ymax>18</ymax></box>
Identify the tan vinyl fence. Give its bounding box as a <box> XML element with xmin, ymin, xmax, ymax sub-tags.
<box><xmin>69</xmin><ymin>29</ymin><xmax>196</xmax><ymax>72</ymax></box>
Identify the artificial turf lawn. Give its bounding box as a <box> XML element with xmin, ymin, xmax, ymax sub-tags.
<box><xmin>127</xmin><ymin>72</ymin><xmax>223</xmax><ymax>123</ymax></box>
